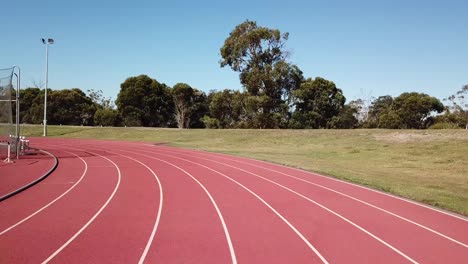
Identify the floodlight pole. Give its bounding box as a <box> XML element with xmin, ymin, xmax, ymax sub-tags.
<box><xmin>42</xmin><ymin>38</ymin><xmax>53</xmax><ymax>136</ymax></box>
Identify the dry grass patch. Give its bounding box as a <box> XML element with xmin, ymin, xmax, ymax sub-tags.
<box><xmin>22</xmin><ymin>126</ymin><xmax>468</xmax><ymax>215</ymax></box>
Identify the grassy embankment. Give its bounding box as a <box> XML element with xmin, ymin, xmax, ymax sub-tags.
<box><xmin>21</xmin><ymin>125</ymin><xmax>468</xmax><ymax>216</ymax></box>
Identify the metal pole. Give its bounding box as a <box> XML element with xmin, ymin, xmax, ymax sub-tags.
<box><xmin>5</xmin><ymin>142</ymin><xmax>11</xmax><ymax>163</ymax></box>
<box><xmin>14</xmin><ymin>67</ymin><xmax>20</xmax><ymax>159</ymax></box>
<box><xmin>43</xmin><ymin>43</ymin><xmax>48</xmax><ymax>137</ymax></box>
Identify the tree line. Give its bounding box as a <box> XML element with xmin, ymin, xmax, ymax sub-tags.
<box><xmin>14</xmin><ymin>20</ymin><xmax>468</xmax><ymax>129</ymax></box>
<box><xmin>14</xmin><ymin>78</ymin><xmax>467</xmax><ymax>130</ymax></box>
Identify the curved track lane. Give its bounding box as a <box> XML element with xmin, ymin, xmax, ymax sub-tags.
<box><xmin>146</xmin><ymin>144</ymin><xmax>468</xmax><ymax>263</ymax></box>
<box><xmin>1</xmin><ymin>138</ymin><xmax>467</xmax><ymax>264</ymax></box>
<box><xmin>0</xmin><ymin>146</ymin><xmax>119</xmax><ymax>263</ymax></box>
<box><xmin>0</xmin><ymin>149</ymin><xmax>57</xmax><ymax>201</ymax></box>
<box><xmin>108</xmin><ymin>146</ymin><xmax>327</xmax><ymax>263</ymax></box>
<box><xmin>88</xmin><ymin>146</ymin><xmax>231</xmax><ymax>264</ymax></box>
<box><xmin>0</xmin><ymin>149</ymin><xmax>87</xmax><ymax>235</ymax></box>
<box><xmin>39</xmin><ymin>146</ymin><xmax>161</xmax><ymax>263</ymax></box>
<box><xmin>0</xmin><ymin>148</ymin><xmax>86</xmax><ymax>233</ymax></box>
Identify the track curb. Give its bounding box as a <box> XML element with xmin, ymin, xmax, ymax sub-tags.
<box><xmin>0</xmin><ymin>149</ymin><xmax>59</xmax><ymax>202</ymax></box>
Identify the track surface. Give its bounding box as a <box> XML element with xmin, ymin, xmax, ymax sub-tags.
<box><xmin>0</xmin><ymin>138</ymin><xmax>467</xmax><ymax>263</ymax></box>
<box><xmin>0</xmin><ymin>150</ymin><xmax>56</xmax><ymax>200</ymax></box>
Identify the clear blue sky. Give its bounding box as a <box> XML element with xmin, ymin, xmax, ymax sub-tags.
<box><xmin>3</xmin><ymin>0</ymin><xmax>467</xmax><ymax>103</ymax></box>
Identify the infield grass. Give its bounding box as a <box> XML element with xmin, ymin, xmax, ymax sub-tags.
<box><xmin>21</xmin><ymin>125</ymin><xmax>468</xmax><ymax>216</ymax></box>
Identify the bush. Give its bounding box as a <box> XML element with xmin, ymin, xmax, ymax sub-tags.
<box><xmin>94</xmin><ymin>108</ymin><xmax>119</xmax><ymax>127</ymax></box>
<box><xmin>201</xmin><ymin>116</ymin><xmax>221</xmax><ymax>129</ymax></box>
<box><xmin>378</xmin><ymin>111</ymin><xmax>402</xmax><ymax>129</ymax></box>
<box><xmin>429</xmin><ymin>122</ymin><xmax>462</xmax><ymax>129</ymax></box>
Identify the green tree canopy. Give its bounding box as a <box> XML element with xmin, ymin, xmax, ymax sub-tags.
<box><xmin>393</xmin><ymin>92</ymin><xmax>444</xmax><ymax>129</ymax></box>
<box><xmin>116</xmin><ymin>75</ymin><xmax>174</xmax><ymax>127</ymax></box>
<box><xmin>18</xmin><ymin>88</ymin><xmax>42</xmax><ymax>123</ymax></box>
<box><xmin>220</xmin><ymin>20</ymin><xmax>288</xmax><ymax>74</ymax></box>
<box><xmin>87</xmin><ymin>89</ymin><xmax>115</xmax><ymax>109</ymax></box>
<box><xmin>188</xmin><ymin>89</ymin><xmax>209</xmax><ymax>128</ymax></box>
<box><xmin>47</xmin><ymin>88</ymin><xmax>97</xmax><ymax>126</ymax></box>
<box><xmin>172</xmin><ymin>83</ymin><xmax>208</xmax><ymax>129</ymax></box>
<box><xmin>220</xmin><ymin>20</ymin><xmax>303</xmax><ymax>128</ymax></box>
<box><xmin>366</xmin><ymin>93</ymin><xmax>444</xmax><ymax>129</ymax></box>
<box><xmin>94</xmin><ymin>108</ymin><xmax>119</xmax><ymax>126</ymax></box>
<box><xmin>291</xmin><ymin>77</ymin><xmax>346</xmax><ymax>128</ymax></box>
<box><xmin>204</xmin><ymin>89</ymin><xmax>246</xmax><ymax>128</ymax></box>
<box><xmin>15</xmin><ymin>88</ymin><xmax>95</xmax><ymax>125</ymax></box>
<box><xmin>378</xmin><ymin>110</ymin><xmax>402</xmax><ymax>129</ymax></box>
<box><xmin>328</xmin><ymin>104</ymin><xmax>359</xmax><ymax>129</ymax></box>
<box><xmin>366</xmin><ymin>95</ymin><xmax>393</xmax><ymax>128</ymax></box>
<box><xmin>442</xmin><ymin>85</ymin><xmax>468</xmax><ymax>129</ymax></box>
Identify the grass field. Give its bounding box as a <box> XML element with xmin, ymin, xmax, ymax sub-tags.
<box><xmin>21</xmin><ymin>125</ymin><xmax>468</xmax><ymax>216</ymax></box>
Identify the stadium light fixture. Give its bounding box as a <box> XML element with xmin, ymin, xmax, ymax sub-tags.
<box><xmin>41</xmin><ymin>38</ymin><xmax>54</xmax><ymax>136</ymax></box>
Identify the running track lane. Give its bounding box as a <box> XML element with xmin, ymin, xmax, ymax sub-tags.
<box><xmin>41</xmin><ymin>141</ymin><xmax>232</xmax><ymax>264</ymax></box>
<box><xmin>47</xmin><ymin>140</ymin><xmax>329</xmax><ymax>263</ymax></box>
<box><xmin>36</xmin><ymin>145</ymin><xmax>161</xmax><ymax>263</ymax></box>
<box><xmin>78</xmin><ymin>141</ymin><xmax>318</xmax><ymax>263</ymax></box>
<box><xmin>125</xmin><ymin>141</ymin><xmax>467</xmax><ymax>263</ymax></box>
<box><xmin>121</xmin><ymin>145</ymin><xmax>414</xmax><ymax>263</ymax></box>
<box><xmin>79</xmin><ymin>145</ymin><xmax>232</xmax><ymax>264</ymax></box>
<box><xmin>0</xmin><ymin>149</ymin><xmax>86</xmax><ymax>232</ymax></box>
<box><xmin>0</xmin><ymin>146</ymin><xmax>119</xmax><ymax>263</ymax></box>
<box><xmin>58</xmin><ymin>139</ymin><xmax>468</xmax><ymax>263</ymax></box>
<box><xmin>147</xmin><ymin>146</ymin><xmax>467</xmax><ymax>263</ymax></box>
<box><xmin>126</xmin><ymin>141</ymin><xmax>467</xmax><ymax>263</ymax></box>
<box><xmin>165</xmin><ymin>146</ymin><xmax>468</xmax><ymax>243</ymax></box>
<box><xmin>1</xmin><ymin>138</ymin><xmax>467</xmax><ymax>263</ymax></box>
<box><xmin>0</xmin><ymin>149</ymin><xmax>57</xmax><ymax>200</ymax></box>
<box><xmin>106</xmin><ymin>145</ymin><xmax>327</xmax><ymax>263</ymax></box>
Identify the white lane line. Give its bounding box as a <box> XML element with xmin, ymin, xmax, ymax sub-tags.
<box><xmin>0</xmin><ymin>150</ymin><xmax>88</xmax><ymax>236</ymax></box>
<box><xmin>117</xmin><ymin>148</ymin><xmax>328</xmax><ymax>264</ymax></box>
<box><xmin>41</xmin><ymin>150</ymin><xmax>121</xmax><ymax>264</ymax></box>
<box><xmin>178</xmin><ymin>150</ymin><xmax>468</xmax><ymax>249</ymax></box>
<box><xmin>152</xmin><ymin>148</ymin><xmax>417</xmax><ymax>264</ymax></box>
<box><xmin>87</xmin><ymin>146</ymin><xmax>164</xmax><ymax>264</ymax></box>
<box><xmin>161</xmin><ymin>146</ymin><xmax>468</xmax><ymax>222</ymax></box>
<box><xmin>107</xmin><ymin>148</ymin><xmax>238</xmax><ymax>264</ymax></box>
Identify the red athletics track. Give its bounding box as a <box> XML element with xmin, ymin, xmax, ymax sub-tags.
<box><xmin>0</xmin><ymin>149</ymin><xmax>56</xmax><ymax>200</ymax></box>
<box><xmin>0</xmin><ymin>138</ymin><xmax>467</xmax><ymax>263</ymax></box>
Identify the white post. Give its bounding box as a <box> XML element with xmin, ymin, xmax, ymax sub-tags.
<box><xmin>14</xmin><ymin>67</ymin><xmax>20</xmax><ymax>159</ymax></box>
<box><xmin>3</xmin><ymin>142</ymin><xmax>12</xmax><ymax>163</ymax></box>
<box><xmin>43</xmin><ymin>43</ymin><xmax>49</xmax><ymax>137</ymax></box>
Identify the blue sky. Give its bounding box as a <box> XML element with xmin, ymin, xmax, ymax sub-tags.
<box><xmin>3</xmin><ymin>0</ymin><xmax>467</xmax><ymax>103</ymax></box>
